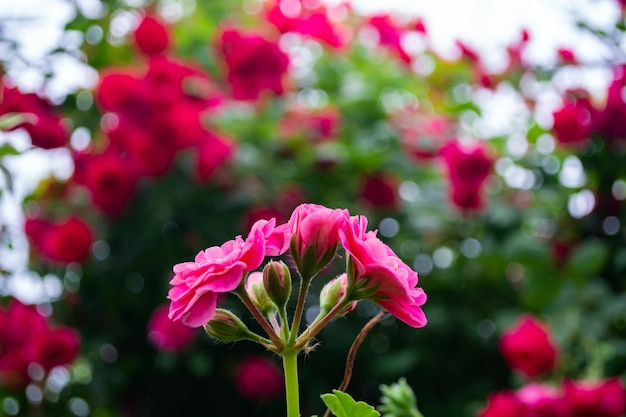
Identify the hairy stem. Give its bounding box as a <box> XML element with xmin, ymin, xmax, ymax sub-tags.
<box><xmin>289</xmin><ymin>276</ymin><xmax>311</xmax><ymax>343</ymax></box>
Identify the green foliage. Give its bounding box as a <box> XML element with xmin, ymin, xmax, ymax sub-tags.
<box><xmin>378</xmin><ymin>378</ymin><xmax>424</xmax><ymax>417</ymax></box>
<box><xmin>321</xmin><ymin>390</ymin><xmax>381</xmax><ymax>417</ymax></box>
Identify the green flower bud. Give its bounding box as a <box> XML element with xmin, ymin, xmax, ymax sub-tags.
<box><xmin>203</xmin><ymin>309</ymin><xmax>252</xmax><ymax>342</ymax></box>
<box><xmin>319</xmin><ymin>274</ymin><xmax>357</xmax><ymax>316</ymax></box>
<box><xmin>245</xmin><ymin>272</ymin><xmax>277</xmax><ymax>316</ymax></box>
<box><xmin>262</xmin><ymin>261</ymin><xmax>292</xmax><ymax>309</ymax></box>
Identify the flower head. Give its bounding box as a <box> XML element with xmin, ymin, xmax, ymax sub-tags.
<box><xmin>339</xmin><ymin>215</ymin><xmax>427</xmax><ymax>328</ymax></box>
<box><xmin>499</xmin><ymin>315</ymin><xmax>558</xmax><ymax>378</ymax></box>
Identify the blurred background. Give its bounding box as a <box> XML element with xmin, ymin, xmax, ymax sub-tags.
<box><xmin>1</xmin><ymin>0</ymin><xmax>626</xmax><ymax>416</ymax></box>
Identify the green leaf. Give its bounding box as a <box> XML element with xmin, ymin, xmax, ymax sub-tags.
<box><xmin>566</xmin><ymin>238</ymin><xmax>610</xmax><ymax>278</ymax></box>
<box><xmin>0</xmin><ymin>143</ymin><xmax>20</xmax><ymax>158</ymax></box>
<box><xmin>378</xmin><ymin>378</ymin><xmax>424</xmax><ymax>417</ymax></box>
<box><xmin>321</xmin><ymin>390</ymin><xmax>380</xmax><ymax>417</ymax></box>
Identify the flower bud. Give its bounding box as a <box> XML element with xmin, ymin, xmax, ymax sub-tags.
<box><xmin>203</xmin><ymin>309</ymin><xmax>252</xmax><ymax>342</ymax></box>
<box><xmin>262</xmin><ymin>261</ymin><xmax>292</xmax><ymax>309</ymax></box>
<box><xmin>319</xmin><ymin>274</ymin><xmax>357</xmax><ymax>316</ymax></box>
<box><xmin>245</xmin><ymin>272</ymin><xmax>277</xmax><ymax>316</ymax></box>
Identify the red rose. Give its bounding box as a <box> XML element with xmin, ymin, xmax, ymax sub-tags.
<box><xmin>133</xmin><ymin>14</ymin><xmax>170</xmax><ymax>56</ymax></box>
<box><xmin>26</xmin><ymin>327</ymin><xmax>81</xmax><ymax>371</ymax></box>
<box><xmin>564</xmin><ymin>378</ymin><xmax>626</xmax><ymax>417</ymax></box>
<box><xmin>359</xmin><ymin>173</ymin><xmax>398</xmax><ymax>209</ymax></box>
<box><xmin>499</xmin><ymin>315</ymin><xmax>558</xmax><ymax>378</ymax></box>
<box><xmin>440</xmin><ymin>141</ymin><xmax>493</xmax><ymax>211</ymax></box>
<box><xmin>77</xmin><ymin>153</ymin><xmax>136</xmax><ymax>216</ymax></box>
<box><xmin>218</xmin><ymin>28</ymin><xmax>290</xmax><ymax>100</ymax></box>
<box><xmin>41</xmin><ymin>216</ymin><xmax>93</xmax><ymax>263</ymax></box>
<box><xmin>552</xmin><ymin>98</ymin><xmax>595</xmax><ymax>145</ymax></box>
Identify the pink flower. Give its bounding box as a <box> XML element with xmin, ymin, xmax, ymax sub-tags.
<box><xmin>168</xmin><ymin>219</ymin><xmax>288</xmax><ymax>327</ymax></box>
<box><xmin>557</xmin><ymin>47</ymin><xmax>578</xmax><ymax>64</ymax></box>
<box><xmin>499</xmin><ymin>315</ymin><xmax>558</xmax><ymax>378</ymax></box>
<box><xmin>288</xmin><ymin>203</ymin><xmax>347</xmax><ymax>277</ymax></box>
<box><xmin>133</xmin><ymin>14</ymin><xmax>170</xmax><ymax>56</ymax></box>
<box><xmin>440</xmin><ymin>141</ymin><xmax>493</xmax><ymax>211</ymax></box>
<box><xmin>235</xmin><ymin>355</ymin><xmax>284</xmax><ymax>400</ymax></box>
<box><xmin>339</xmin><ymin>215</ymin><xmax>427</xmax><ymax>328</ymax></box>
<box><xmin>147</xmin><ymin>305</ymin><xmax>196</xmax><ymax>352</ymax></box>
<box><xmin>40</xmin><ymin>216</ymin><xmax>94</xmax><ymax>263</ymax></box>
<box><xmin>517</xmin><ymin>383</ymin><xmax>567</xmax><ymax>417</ymax></box>
<box><xmin>368</xmin><ymin>14</ymin><xmax>411</xmax><ymax>64</ymax></box>
<box><xmin>218</xmin><ymin>28</ymin><xmax>290</xmax><ymax>101</ymax></box>
<box><xmin>596</xmin><ymin>66</ymin><xmax>626</xmax><ymax>141</ymax></box>
<box><xmin>564</xmin><ymin>378</ymin><xmax>626</xmax><ymax>417</ymax></box>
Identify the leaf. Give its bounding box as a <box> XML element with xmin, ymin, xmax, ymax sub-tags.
<box><xmin>0</xmin><ymin>112</ymin><xmax>36</xmax><ymax>131</ymax></box>
<box><xmin>0</xmin><ymin>143</ymin><xmax>20</xmax><ymax>158</ymax></box>
<box><xmin>566</xmin><ymin>238</ymin><xmax>609</xmax><ymax>278</ymax></box>
<box><xmin>321</xmin><ymin>390</ymin><xmax>380</xmax><ymax>417</ymax></box>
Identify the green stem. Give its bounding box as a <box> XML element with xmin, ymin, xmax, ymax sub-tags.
<box><xmin>289</xmin><ymin>276</ymin><xmax>311</xmax><ymax>343</ymax></box>
<box><xmin>234</xmin><ymin>288</ymin><xmax>284</xmax><ymax>350</ymax></box>
<box><xmin>283</xmin><ymin>351</ymin><xmax>300</xmax><ymax>417</ymax></box>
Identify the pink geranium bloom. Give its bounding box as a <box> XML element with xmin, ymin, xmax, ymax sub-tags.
<box><xmin>368</xmin><ymin>14</ymin><xmax>411</xmax><ymax>64</ymax></box>
<box><xmin>499</xmin><ymin>315</ymin><xmax>559</xmax><ymax>378</ymax></box>
<box><xmin>168</xmin><ymin>219</ymin><xmax>289</xmax><ymax>327</ymax></box>
<box><xmin>289</xmin><ymin>203</ymin><xmax>347</xmax><ymax>276</ymax></box>
<box><xmin>339</xmin><ymin>215</ymin><xmax>427</xmax><ymax>328</ymax></box>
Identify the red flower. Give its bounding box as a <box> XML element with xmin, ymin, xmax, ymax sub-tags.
<box><xmin>218</xmin><ymin>28</ymin><xmax>290</xmax><ymax>101</ymax></box>
<box><xmin>552</xmin><ymin>98</ymin><xmax>595</xmax><ymax>145</ymax></box>
<box><xmin>26</xmin><ymin>327</ymin><xmax>80</xmax><ymax>371</ymax></box>
<box><xmin>557</xmin><ymin>47</ymin><xmax>578</xmax><ymax>64</ymax></box>
<box><xmin>478</xmin><ymin>391</ymin><xmax>525</xmax><ymax>417</ymax></box>
<box><xmin>368</xmin><ymin>15</ymin><xmax>411</xmax><ymax>64</ymax></box>
<box><xmin>133</xmin><ymin>14</ymin><xmax>170</xmax><ymax>56</ymax></box>
<box><xmin>195</xmin><ymin>132</ymin><xmax>235</xmax><ymax>182</ymax></box>
<box><xmin>147</xmin><ymin>305</ymin><xmax>196</xmax><ymax>352</ymax></box>
<box><xmin>564</xmin><ymin>378</ymin><xmax>626</xmax><ymax>417</ymax></box>
<box><xmin>0</xmin><ymin>300</ymin><xmax>48</xmax><ymax>390</ymax></box>
<box><xmin>596</xmin><ymin>66</ymin><xmax>626</xmax><ymax>141</ymax></box>
<box><xmin>40</xmin><ymin>216</ymin><xmax>93</xmax><ymax>263</ymax></box>
<box><xmin>499</xmin><ymin>315</ymin><xmax>558</xmax><ymax>378</ymax></box>
<box><xmin>0</xmin><ymin>86</ymin><xmax>68</xmax><ymax>149</ymax></box>
<box><xmin>266</xmin><ymin>0</ymin><xmax>346</xmax><ymax>48</ymax></box>
<box><xmin>235</xmin><ymin>355</ymin><xmax>284</xmax><ymax>400</ymax></box>
<box><xmin>76</xmin><ymin>152</ymin><xmax>136</xmax><ymax>216</ymax></box>
<box><xmin>359</xmin><ymin>173</ymin><xmax>398</xmax><ymax>209</ymax></box>
<box><xmin>440</xmin><ymin>141</ymin><xmax>493</xmax><ymax>211</ymax></box>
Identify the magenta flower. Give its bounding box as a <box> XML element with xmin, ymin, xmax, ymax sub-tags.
<box><xmin>236</xmin><ymin>355</ymin><xmax>284</xmax><ymax>400</ymax></box>
<box><xmin>147</xmin><ymin>305</ymin><xmax>196</xmax><ymax>352</ymax></box>
<box><xmin>564</xmin><ymin>378</ymin><xmax>626</xmax><ymax>417</ymax></box>
<box><xmin>289</xmin><ymin>203</ymin><xmax>347</xmax><ymax>277</ymax></box>
<box><xmin>168</xmin><ymin>219</ymin><xmax>288</xmax><ymax>327</ymax></box>
<box><xmin>339</xmin><ymin>215</ymin><xmax>427</xmax><ymax>328</ymax></box>
<box><xmin>499</xmin><ymin>315</ymin><xmax>559</xmax><ymax>378</ymax></box>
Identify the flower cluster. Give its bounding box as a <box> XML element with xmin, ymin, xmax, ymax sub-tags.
<box><xmin>0</xmin><ymin>299</ymin><xmax>80</xmax><ymax>390</ymax></box>
<box><xmin>479</xmin><ymin>315</ymin><xmax>626</xmax><ymax>417</ymax></box>
<box><xmin>24</xmin><ymin>215</ymin><xmax>94</xmax><ymax>264</ymax></box>
<box><xmin>480</xmin><ymin>379</ymin><xmax>626</xmax><ymax>417</ymax></box>
<box><xmin>167</xmin><ymin>203</ymin><xmax>426</xmax><ymax>348</ymax></box>
<box><xmin>73</xmin><ymin>15</ymin><xmax>233</xmax><ymax>216</ymax></box>
<box><xmin>551</xmin><ymin>66</ymin><xmax>626</xmax><ymax>145</ymax></box>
